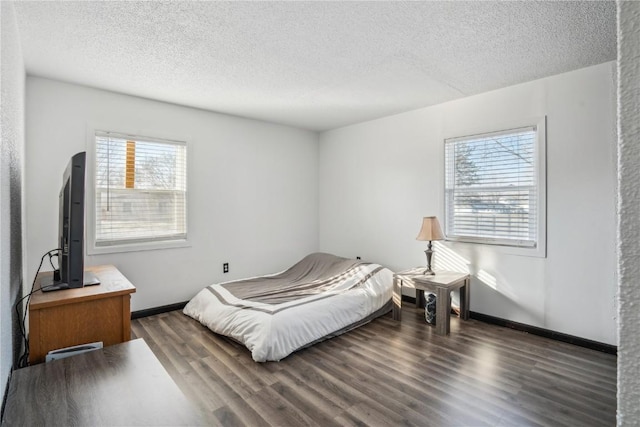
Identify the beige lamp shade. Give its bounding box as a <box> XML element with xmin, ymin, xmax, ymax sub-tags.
<box><xmin>416</xmin><ymin>216</ymin><xmax>444</xmax><ymax>241</ymax></box>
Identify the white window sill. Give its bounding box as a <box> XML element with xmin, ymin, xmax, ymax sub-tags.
<box><xmin>88</xmin><ymin>238</ymin><xmax>191</xmax><ymax>255</ymax></box>
<box><xmin>445</xmin><ymin>238</ymin><xmax>546</xmax><ymax>258</ymax></box>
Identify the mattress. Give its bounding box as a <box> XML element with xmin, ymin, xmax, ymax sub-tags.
<box><xmin>183</xmin><ymin>252</ymin><xmax>393</xmax><ymax>362</ymax></box>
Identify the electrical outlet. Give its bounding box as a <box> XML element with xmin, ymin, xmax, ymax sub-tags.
<box><xmin>223</xmin><ymin>263</ymin><xmax>229</xmax><ymax>273</ymax></box>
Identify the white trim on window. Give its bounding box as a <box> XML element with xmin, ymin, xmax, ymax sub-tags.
<box><xmin>86</xmin><ymin>125</ymin><xmax>191</xmax><ymax>255</ymax></box>
<box><xmin>443</xmin><ymin>117</ymin><xmax>546</xmax><ymax>257</ymax></box>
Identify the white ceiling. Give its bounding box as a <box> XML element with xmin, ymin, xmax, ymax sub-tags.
<box><xmin>12</xmin><ymin>1</ymin><xmax>616</xmax><ymax>132</ymax></box>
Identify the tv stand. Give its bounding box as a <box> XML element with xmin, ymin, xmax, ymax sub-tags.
<box><xmin>28</xmin><ymin>265</ymin><xmax>136</xmax><ymax>364</ymax></box>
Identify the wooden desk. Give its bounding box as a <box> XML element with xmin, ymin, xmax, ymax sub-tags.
<box><xmin>393</xmin><ymin>268</ymin><xmax>470</xmax><ymax>335</ymax></box>
<box><xmin>29</xmin><ymin>265</ymin><xmax>136</xmax><ymax>364</ymax></box>
<box><xmin>2</xmin><ymin>339</ymin><xmax>204</xmax><ymax>426</ymax></box>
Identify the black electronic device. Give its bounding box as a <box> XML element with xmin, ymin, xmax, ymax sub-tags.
<box><xmin>41</xmin><ymin>152</ymin><xmax>99</xmax><ymax>292</ymax></box>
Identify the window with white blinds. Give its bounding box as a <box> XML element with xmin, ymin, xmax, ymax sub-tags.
<box><xmin>94</xmin><ymin>131</ymin><xmax>187</xmax><ymax>248</ymax></box>
<box><xmin>444</xmin><ymin>125</ymin><xmax>543</xmax><ymax>248</ymax></box>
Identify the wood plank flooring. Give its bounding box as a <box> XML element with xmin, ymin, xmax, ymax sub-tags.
<box><xmin>131</xmin><ymin>306</ymin><xmax>617</xmax><ymax>426</ymax></box>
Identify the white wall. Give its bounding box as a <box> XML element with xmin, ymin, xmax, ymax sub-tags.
<box><xmin>617</xmin><ymin>1</ymin><xmax>640</xmax><ymax>424</ymax></box>
<box><xmin>25</xmin><ymin>77</ymin><xmax>319</xmax><ymax>311</ymax></box>
<box><xmin>319</xmin><ymin>62</ymin><xmax>617</xmax><ymax>345</ymax></box>
<box><xmin>1</xmin><ymin>1</ymin><xmax>25</xmax><ymax>396</ymax></box>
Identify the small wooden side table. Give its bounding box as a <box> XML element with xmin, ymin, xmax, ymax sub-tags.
<box><xmin>393</xmin><ymin>268</ymin><xmax>470</xmax><ymax>335</ymax></box>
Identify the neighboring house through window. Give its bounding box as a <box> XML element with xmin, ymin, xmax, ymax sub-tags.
<box><xmin>444</xmin><ymin>120</ymin><xmax>546</xmax><ymax>256</ymax></box>
<box><xmin>91</xmin><ymin>131</ymin><xmax>188</xmax><ymax>252</ymax></box>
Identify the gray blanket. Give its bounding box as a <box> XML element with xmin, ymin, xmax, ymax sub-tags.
<box><xmin>220</xmin><ymin>252</ymin><xmax>374</xmax><ymax>305</ymax></box>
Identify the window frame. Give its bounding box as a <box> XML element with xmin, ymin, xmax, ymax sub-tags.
<box><xmin>443</xmin><ymin>117</ymin><xmax>547</xmax><ymax>258</ymax></box>
<box><xmin>86</xmin><ymin>125</ymin><xmax>191</xmax><ymax>255</ymax></box>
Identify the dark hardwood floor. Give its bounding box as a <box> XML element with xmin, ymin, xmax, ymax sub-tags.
<box><xmin>131</xmin><ymin>306</ymin><xmax>617</xmax><ymax>426</ymax></box>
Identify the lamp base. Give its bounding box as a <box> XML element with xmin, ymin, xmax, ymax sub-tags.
<box><xmin>424</xmin><ymin>241</ymin><xmax>436</xmax><ymax>275</ymax></box>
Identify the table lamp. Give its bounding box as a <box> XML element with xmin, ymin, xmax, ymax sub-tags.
<box><xmin>416</xmin><ymin>216</ymin><xmax>444</xmax><ymax>275</ymax></box>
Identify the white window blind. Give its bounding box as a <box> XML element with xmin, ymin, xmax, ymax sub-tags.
<box><xmin>444</xmin><ymin>126</ymin><xmax>539</xmax><ymax>248</ymax></box>
<box><xmin>94</xmin><ymin>131</ymin><xmax>187</xmax><ymax>247</ymax></box>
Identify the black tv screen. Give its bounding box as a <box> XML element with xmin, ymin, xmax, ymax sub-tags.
<box><xmin>42</xmin><ymin>152</ymin><xmax>98</xmax><ymax>292</ymax></box>
<box><xmin>58</xmin><ymin>151</ymin><xmax>86</xmax><ymax>288</ymax></box>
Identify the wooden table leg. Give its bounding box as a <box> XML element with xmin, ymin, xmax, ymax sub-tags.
<box><xmin>436</xmin><ymin>287</ymin><xmax>451</xmax><ymax>335</ymax></box>
<box><xmin>416</xmin><ymin>289</ymin><xmax>425</xmax><ymax>309</ymax></box>
<box><xmin>460</xmin><ymin>278</ymin><xmax>470</xmax><ymax>320</ymax></box>
<box><xmin>392</xmin><ymin>277</ymin><xmax>402</xmax><ymax>321</ymax></box>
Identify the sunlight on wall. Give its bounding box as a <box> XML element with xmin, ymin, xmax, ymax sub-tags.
<box><xmin>477</xmin><ymin>269</ymin><xmax>498</xmax><ymax>290</ymax></box>
<box><xmin>481</xmin><ymin>268</ymin><xmax>519</xmax><ymax>301</ymax></box>
<box><xmin>431</xmin><ymin>241</ymin><xmax>519</xmax><ymax>303</ymax></box>
<box><xmin>432</xmin><ymin>241</ymin><xmax>469</xmax><ymax>273</ymax></box>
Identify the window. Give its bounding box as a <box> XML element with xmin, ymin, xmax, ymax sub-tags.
<box><xmin>93</xmin><ymin>131</ymin><xmax>187</xmax><ymax>250</ymax></box>
<box><xmin>444</xmin><ymin>121</ymin><xmax>545</xmax><ymax>253</ymax></box>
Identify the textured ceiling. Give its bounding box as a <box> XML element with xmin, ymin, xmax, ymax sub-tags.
<box><xmin>13</xmin><ymin>1</ymin><xmax>616</xmax><ymax>131</ymax></box>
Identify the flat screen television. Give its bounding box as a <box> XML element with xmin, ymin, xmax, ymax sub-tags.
<box><xmin>41</xmin><ymin>151</ymin><xmax>99</xmax><ymax>292</ymax></box>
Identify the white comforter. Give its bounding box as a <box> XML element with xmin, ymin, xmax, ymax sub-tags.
<box><xmin>183</xmin><ymin>253</ymin><xmax>393</xmax><ymax>362</ymax></box>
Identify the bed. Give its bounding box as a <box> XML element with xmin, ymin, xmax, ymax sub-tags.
<box><xmin>183</xmin><ymin>252</ymin><xmax>393</xmax><ymax>362</ymax></box>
